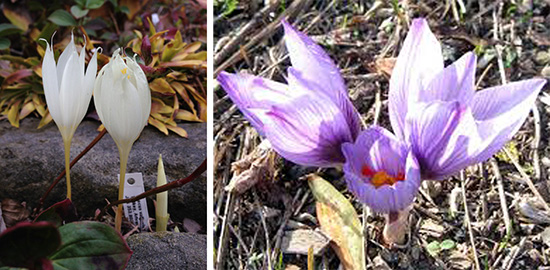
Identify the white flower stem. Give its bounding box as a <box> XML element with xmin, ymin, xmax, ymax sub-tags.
<box><xmin>63</xmin><ymin>139</ymin><xmax>72</xmax><ymax>200</ymax></box>
<box><xmin>383</xmin><ymin>205</ymin><xmax>412</xmax><ymax>246</ymax></box>
<box><xmin>115</xmin><ymin>146</ymin><xmax>130</xmax><ymax>232</ymax></box>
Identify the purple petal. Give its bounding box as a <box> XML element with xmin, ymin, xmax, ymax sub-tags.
<box><xmin>282</xmin><ymin>20</ymin><xmax>346</xmax><ymax>100</ymax></box>
<box><xmin>423</xmin><ymin>52</ymin><xmax>477</xmax><ymax>104</ymax></box>
<box><xmin>342</xmin><ymin>127</ymin><xmax>421</xmax><ymax>213</ymax></box>
<box><xmin>263</xmin><ymin>93</ymin><xmax>355</xmax><ymax>167</ymax></box>
<box><xmin>470</xmin><ymin>78</ymin><xmax>546</xmax><ymax>164</ymax></box>
<box><xmin>286</xmin><ymin>67</ymin><xmax>361</xmax><ymax>139</ymax></box>
<box><xmin>405</xmin><ymin>101</ymin><xmax>482</xmax><ymax>179</ymax></box>
<box><xmin>389</xmin><ymin>18</ymin><xmax>444</xmax><ymax>139</ymax></box>
<box><xmin>217</xmin><ymin>71</ymin><xmax>292</xmax><ymax>133</ymax></box>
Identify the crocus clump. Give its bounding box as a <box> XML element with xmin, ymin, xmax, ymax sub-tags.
<box><xmin>41</xmin><ymin>35</ymin><xmax>98</xmax><ymax>199</ymax></box>
<box><xmin>94</xmin><ymin>48</ymin><xmax>151</xmax><ymax>231</ymax></box>
<box><xmin>218</xmin><ymin>18</ymin><xmax>546</xmax><ymax>243</ymax></box>
<box><xmin>218</xmin><ymin>20</ymin><xmax>360</xmax><ymax>167</ymax></box>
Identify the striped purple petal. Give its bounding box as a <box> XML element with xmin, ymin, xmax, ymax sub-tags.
<box><xmin>389</xmin><ymin>18</ymin><xmax>444</xmax><ymax>139</ymax></box>
<box><xmin>217</xmin><ymin>71</ymin><xmax>293</xmax><ymax>134</ymax></box>
<box><xmin>282</xmin><ymin>20</ymin><xmax>360</xmax><ymax>139</ymax></box>
<box><xmin>263</xmin><ymin>71</ymin><xmax>356</xmax><ymax>167</ymax></box>
<box><xmin>217</xmin><ymin>21</ymin><xmax>360</xmax><ymax>167</ymax></box>
<box><xmin>342</xmin><ymin>127</ymin><xmax>421</xmax><ymax>213</ymax></box>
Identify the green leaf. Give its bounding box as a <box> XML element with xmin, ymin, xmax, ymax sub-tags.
<box><xmin>37</xmin><ymin>23</ymin><xmax>58</xmax><ymax>43</ymax></box>
<box><xmin>307</xmin><ymin>174</ymin><xmax>365</xmax><ymax>270</ymax></box>
<box><xmin>48</xmin><ymin>10</ymin><xmax>77</xmax><ymax>26</ymax></box>
<box><xmin>74</xmin><ymin>0</ymin><xmax>86</xmax><ymax>7</ymax></box>
<box><xmin>119</xmin><ymin>6</ymin><xmax>130</xmax><ymax>14</ymax></box>
<box><xmin>0</xmin><ymin>222</ymin><xmax>61</xmax><ymax>269</ymax></box>
<box><xmin>50</xmin><ymin>222</ymin><xmax>132</xmax><ymax>269</ymax></box>
<box><xmin>0</xmin><ymin>24</ymin><xmax>22</xmax><ymax>37</ymax></box>
<box><xmin>222</xmin><ymin>0</ymin><xmax>238</xmax><ymax>16</ymax></box>
<box><xmin>426</xmin><ymin>241</ymin><xmax>441</xmax><ymax>256</ymax></box>
<box><xmin>70</xmin><ymin>5</ymin><xmax>89</xmax><ymax>19</ymax></box>
<box><xmin>440</xmin><ymin>239</ymin><xmax>456</xmax><ymax>250</ymax></box>
<box><xmin>34</xmin><ymin>199</ymin><xmax>78</xmax><ymax>227</ymax></box>
<box><xmin>85</xmin><ymin>0</ymin><xmax>106</xmax><ymax>9</ymax></box>
<box><xmin>0</xmin><ymin>39</ymin><xmax>10</xmax><ymax>50</ymax></box>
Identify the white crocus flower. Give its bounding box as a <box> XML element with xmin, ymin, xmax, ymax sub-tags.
<box><xmin>41</xmin><ymin>35</ymin><xmax>98</xmax><ymax>199</ymax></box>
<box><xmin>93</xmin><ymin>48</ymin><xmax>151</xmax><ymax>231</ymax></box>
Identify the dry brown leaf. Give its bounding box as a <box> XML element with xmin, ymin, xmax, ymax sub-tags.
<box><xmin>225</xmin><ymin>140</ymin><xmax>279</xmax><ymax>194</ymax></box>
<box><xmin>1</xmin><ymin>199</ymin><xmax>30</xmax><ymax>227</ymax></box>
<box><xmin>307</xmin><ymin>174</ymin><xmax>365</xmax><ymax>270</ymax></box>
<box><xmin>367</xmin><ymin>57</ymin><xmax>396</xmax><ymax>78</ymax></box>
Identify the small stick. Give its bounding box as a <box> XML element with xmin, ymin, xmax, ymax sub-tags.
<box><xmin>35</xmin><ymin>129</ymin><xmax>107</xmax><ymax>215</ymax></box>
<box><xmin>215</xmin><ymin>192</ymin><xmax>235</xmax><ymax>269</ymax></box>
<box><xmin>253</xmin><ymin>191</ymin><xmax>272</xmax><ymax>269</ymax></box>
<box><xmin>504</xmin><ymin>148</ymin><xmax>550</xmax><ymax>213</ymax></box>
<box><xmin>504</xmin><ymin>237</ymin><xmax>526</xmax><ymax>270</ymax></box>
<box><xmin>214</xmin><ymin>0</ymin><xmax>313</xmax><ymax>76</ymax></box>
<box><xmin>460</xmin><ymin>171</ymin><xmax>482</xmax><ymax>270</ymax></box>
<box><xmin>531</xmin><ymin>104</ymin><xmax>542</xmax><ymax>182</ymax></box>
<box><xmin>213</xmin><ymin>0</ymin><xmax>282</xmax><ymax>67</ymax></box>
<box><xmin>490</xmin><ymin>159</ymin><xmax>512</xmax><ymax>236</ymax></box>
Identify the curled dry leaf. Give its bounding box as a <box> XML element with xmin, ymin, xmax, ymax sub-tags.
<box><xmin>307</xmin><ymin>174</ymin><xmax>365</xmax><ymax>270</ymax></box>
<box><xmin>1</xmin><ymin>199</ymin><xmax>30</xmax><ymax>227</ymax></box>
<box><xmin>225</xmin><ymin>140</ymin><xmax>280</xmax><ymax>194</ymax></box>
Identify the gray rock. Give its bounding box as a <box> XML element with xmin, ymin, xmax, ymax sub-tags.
<box><xmin>0</xmin><ymin>118</ymin><xmax>206</xmax><ymax>228</ymax></box>
<box><xmin>126</xmin><ymin>232</ymin><xmax>206</xmax><ymax>270</ymax></box>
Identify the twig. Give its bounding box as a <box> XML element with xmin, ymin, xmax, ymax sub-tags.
<box><xmin>503</xmin><ymin>237</ymin><xmax>526</xmax><ymax>270</ymax></box>
<box><xmin>214</xmin><ymin>0</ymin><xmax>314</xmax><ymax>76</ymax></box>
<box><xmin>215</xmin><ymin>192</ymin><xmax>235</xmax><ymax>269</ymax></box>
<box><xmin>504</xmin><ymin>148</ymin><xmax>550</xmax><ymax>213</ymax></box>
<box><xmin>460</xmin><ymin>171</ymin><xmax>481</xmax><ymax>270</ymax></box>
<box><xmin>253</xmin><ymin>190</ymin><xmax>272</xmax><ymax>269</ymax></box>
<box><xmin>214</xmin><ymin>0</ymin><xmax>282</xmax><ymax>67</ymax></box>
<box><xmin>475</xmin><ymin>63</ymin><xmax>493</xmax><ymax>89</ymax></box>
<box><xmin>531</xmin><ymin>104</ymin><xmax>542</xmax><ymax>182</ymax></box>
<box><xmin>490</xmin><ymin>159</ymin><xmax>512</xmax><ymax>236</ymax></box>
<box><xmin>34</xmin><ymin>129</ymin><xmax>107</xmax><ymax>215</ymax></box>
<box><xmin>97</xmin><ymin>159</ymin><xmax>206</xmax><ymax>220</ymax></box>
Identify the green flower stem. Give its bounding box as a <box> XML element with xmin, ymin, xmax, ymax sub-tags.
<box><xmin>115</xmin><ymin>146</ymin><xmax>130</xmax><ymax>232</ymax></box>
<box><xmin>63</xmin><ymin>139</ymin><xmax>72</xmax><ymax>199</ymax></box>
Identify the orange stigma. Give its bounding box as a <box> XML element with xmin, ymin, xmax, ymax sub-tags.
<box><xmin>361</xmin><ymin>165</ymin><xmax>405</xmax><ymax>188</ymax></box>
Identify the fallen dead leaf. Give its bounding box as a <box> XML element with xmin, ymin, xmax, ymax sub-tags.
<box><xmin>307</xmin><ymin>174</ymin><xmax>365</xmax><ymax>270</ymax></box>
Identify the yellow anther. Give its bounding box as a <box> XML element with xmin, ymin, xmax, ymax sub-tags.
<box><xmin>127</xmin><ymin>75</ymin><xmax>130</xmax><ymax>79</ymax></box>
<box><xmin>121</xmin><ymin>68</ymin><xmax>127</xmax><ymax>74</ymax></box>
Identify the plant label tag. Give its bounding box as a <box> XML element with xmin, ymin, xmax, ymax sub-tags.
<box><xmin>121</xmin><ymin>172</ymin><xmax>149</xmax><ymax>230</ymax></box>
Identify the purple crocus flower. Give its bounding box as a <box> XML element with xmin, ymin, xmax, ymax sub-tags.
<box><xmin>217</xmin><ymin>20</ymin><xmax>360</xmax><ymax>167</ymax></box>
<box><xmin>390</xmin><ymin>18</ymin><xmax>546</xmax><ymax>180</ymax></box>
<box><xmin>342</xmin><ymin>18</ymin><xmax>545</xmax><ymax>213</ymax></box>
<box><xmin>342</xmin><ymin>127</ymin><xmax>421</xmax><ymax>212</ymax></box>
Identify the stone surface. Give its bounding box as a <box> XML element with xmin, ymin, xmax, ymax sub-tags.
<box><xmin>0</xmin><ymin>118</ymin><xmax>206</xmax><ymax>227</ymax></box>
<box><xmin>126</xmin><ymin>232</ymin><xmax>206</xmax><ymax>270</ymax></box>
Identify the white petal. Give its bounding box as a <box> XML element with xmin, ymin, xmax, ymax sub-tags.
<box><xmin>42</xmin><ymin>42</ymin><xmax>61</xmax><ymax>123</ymax></box>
